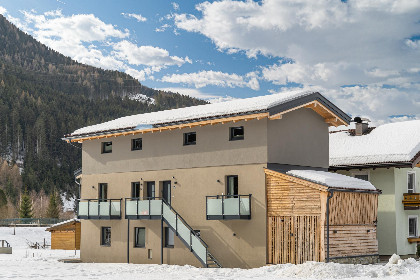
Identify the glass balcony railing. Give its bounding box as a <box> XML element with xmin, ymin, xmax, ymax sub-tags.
<box><xmin>77</xmin><ymin>199</ymin><xmax>121</xmax><ymax>219</ymax></box>
<box><xmin>125</xmin><ymin>198</ymin><xmax>163</xmax><ymax>219</ymax></box>
<box><xmin>206</xmin><ymin>194</ymin><xmax>251</xmax><ymax>220</ymax></box>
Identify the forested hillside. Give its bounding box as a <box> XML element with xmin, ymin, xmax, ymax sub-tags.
<box><xmin>0</xmin><ymin>15</ymin><xmax>207</xmax><ymax>216</ymax></box>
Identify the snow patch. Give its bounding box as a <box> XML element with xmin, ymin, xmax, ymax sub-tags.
<box><xmin>71</xmin><ymin>90</ymin><xmax>313</xmax><ymax>136</ymax></box>
<box><xmin>286</xmin><ymin>170</ymin><xmax>376</xmax><ymax>190</ymax></box>
<box><xmin>330</xmin><ymin>120</ymin><xmax>420</xmax><ymax>166</ymax></box>
<box><xmin>128</xmin><ymin>93</ymin><xmax>155</xmax><ymax>104</ymax></box>
<box><xmin>60</xmin><ymin>193</ymin><xmax>75</xmax><ymax>212</ymax></box>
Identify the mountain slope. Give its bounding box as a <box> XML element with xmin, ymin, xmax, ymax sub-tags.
<box><xmin>0</xmin><ymin>14</ymin><xmax>207</xmax><ymax>201</ymax></box>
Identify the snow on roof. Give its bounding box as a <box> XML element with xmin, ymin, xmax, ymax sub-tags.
<box><xmin>330</xmin><ymin>120</ymin><xmax>420</xmax><ymax>167</ymax></box>
<box><xmin>71</xmin><ymin>90</ymin><xmax>313</xmax><ymax>136</ymax></box>
<box><xmin>286</xmin><ymin>169</ymin><xmax>376</xmax><ymax>190</ymax></box>
<box><xmin>46</xmin><ymin>218</ymin><xmax>79</xmax><ymax>231</ymax></box>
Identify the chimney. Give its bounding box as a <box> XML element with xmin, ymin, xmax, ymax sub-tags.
<box><xmin>353</xmin><ymin>117</ymin><xmax>370</xmax><ymax>136</ymax></box>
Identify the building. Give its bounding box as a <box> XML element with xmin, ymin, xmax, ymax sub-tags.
<box><xmin>46</xmin><ymin>219</ymin><xmax>81</xmax><ymax>250</ymax></box>
<box><xmin>330</xmin><ymin>119</ymin><xmax>420</xmax><ymax>257</ymax></box>
<box><xmin>64</xmin><ymin>91</ymin><xmax>380</xmax><ymax>268</ymax></box>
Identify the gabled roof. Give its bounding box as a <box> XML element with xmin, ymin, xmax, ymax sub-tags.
<box><xmin>330</xmin><ymin>120</ymin><xmax>420</xmax><ymax>169</ymax></box>
<box><xmin>64</xmin><ymin>91</ymin><xmax>350</xmax><ymax>143</ymax></box>
<box><xmin>46</xmin><ymin>218</ymin><xmax>79</xmax><ymax>232</ymax></box>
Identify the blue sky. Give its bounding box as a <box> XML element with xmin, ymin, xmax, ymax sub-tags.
<box><xmin>0</xmin><ymin>0</ymin><xmax>420</xmax><ymax>124</ymax></box>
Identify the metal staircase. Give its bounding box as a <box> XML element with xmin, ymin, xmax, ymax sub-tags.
<box><xmin>161</xmin><ymin>199</ymin><xmax>222</xmax><ymax>268</ymax></box>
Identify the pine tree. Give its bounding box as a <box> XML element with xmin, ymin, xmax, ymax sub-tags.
<box><xmin>19</xmin><ymin>188</ymin><xmax>32</xmax><ymax>218</ymax></box>
<box><xmin>46</xmin><ymin>190</ymin><xmax>60</xmax><ymax>219</ymax></box>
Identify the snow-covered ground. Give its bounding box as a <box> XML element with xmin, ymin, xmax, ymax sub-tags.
<box><xmin>1</xmin><ymin>227</ymin><xmax>420</xmax><ymax>279</ymax></box>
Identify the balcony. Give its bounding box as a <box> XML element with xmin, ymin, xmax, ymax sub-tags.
<box><xmin>206</xmin><ymin>194</ymin><xmax>251</xmax><ymax>220</ymax></box>
<box><xmin>402</xmin><ymin>193</ymin><xmax>420</xmax><ymax>210</ymax></box>
<box><xmin>77</xmin><ymin>199</ymin><xmax>121</xmax><ymax>219</ymax></box>
<box><xmin>125</xmin><ymin>198</ymin><xmax>163</xmax><ymax>219</ymax></box>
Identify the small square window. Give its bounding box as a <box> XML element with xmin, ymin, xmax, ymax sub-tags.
<box><xmin>230</xmin><ymin>126</ymin><xmax>244</xmax><ymax>141</ymax></box>
<box><xmin>132</xmin><ymin>138</ymin><xmax>142</xmax><ymax>151</ymax></box>
<box><xmin>409</xmin><ymin>216</ymin><xmax>418</xmax><ymax>237</ymax></box>
<box><xmin>101</xmin><ymin>227</ymin><xmax>111</xmax><ymax>246</ymax></box>
<box><xmin>134</xmin><ymin>227</ymin><xmax>145</xmax><ymax>248</ymax></box>
<box><xmin>164</xmin><ymin>227</ymin><xmax>174</xmax><ymax>248</ymax></box>
<box><xmin>102</xmin><ymin>142</ymin><xmax>112</xmax><ymax>153</ymax></box>
<box><xmin>183</xmin><ymin>132</ymin><xmax>196</xmax><ymax>145</ymax></box>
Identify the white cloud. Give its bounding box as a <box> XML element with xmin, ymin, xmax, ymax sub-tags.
<box><xmin>155</xmin><ymin>24</ymin><xmax>170</xmax><ymax>32</ymax></box>
<box><xmin>172</xmin><ymin>2</ymin><xmax>180</xmax><ymax>11</ymax></box>
<box><xmin>0</xmin><ymin>6</ymin><xmax>7</xmax><ymax>15</ymax></box>
<box><xmin>125</xmin><ymin>68</ymin><xmax>146</xmax><ymax>81</ymax></box>
<box><xmin>113</xmin><ymin>40</ymin><xmax>189</xmax><ymax>67</ymax></box>
<box><xmin>121</xmin><ymin>12</ymin><xmax>147</xmax><ymax>22</ymax></box>
<box><xmin>161</xmin><ymin>70</ymin><xmax>260</xmax><ymax>90</ymax></box>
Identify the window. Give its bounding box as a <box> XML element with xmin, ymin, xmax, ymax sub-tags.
<box><xmin>230</xmin><ymin>126</ymin><xmax>244</xmax><ymax>141</ymax></box>
<box><xmin>183</xmin><ymin>132</ymin><xmax>196</xmax><ymax>145</ymax></box>
<box><xmin>132</xmin><ymin>138</ymin><xmax>142</xmax><ymax>151</ymax></box>
<box><xmin>132</xmin><ymin>182</ymin><xmax>140</xmax><ymax>198</ymax></box>
<box><xmin>408</xmin><ymin>172</ymin><xmax>416</xmax><ymax>193</ymax></box>
<box><xmin>101</xmin><ymin>142</ymin><xmax>112</xmax><ymax>153</ymax></box>
<box><xmin>99</xmin><ymin>183</ymin><xmax>108</xmax><ymax>201</ymax></box>
<box><xmin>164</xmin><ymin>227</ymin><xmax>174</xmax><ymax>248</ymax></box>
<box><xmin>408</xmin><ymin>216</ymin><xmax>418</xmax><ymax>237</ymax></box>
<box><xmin>134</xmin><ymin>227</ymin><xmax>145</xmax><ymax>248</ymax></box>
<box><xmin>146</xmin><ymin>181</ymin><xmax>155</xmax><ymax>199</ymax></box>
<box><xmin>226</xmin><ymin>175</ymin><xmax>238</xmax><ymax>197</ymax></box>
<box><xmin>101</xmin><ymin>227</ymin><xmax>111</xmax><ymax>246</ymax></box>
<box><xmin>352</xmin><ymin>171</ymin><xmax>369</xmax><ymax>181</ymax></box>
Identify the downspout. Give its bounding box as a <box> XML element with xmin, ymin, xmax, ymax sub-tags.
<box><xmin>326</xmin><ymin>189</ymin><xmax>335</xmax><ymax>263</ymax></box>
<box><xmin>127</xmin><ymin>219</ymin><xmax>130</xmax><ymax>264</ymax></box>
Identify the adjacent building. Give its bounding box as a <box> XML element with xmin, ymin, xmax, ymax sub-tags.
<box><xmin>64</xmin><ymin>91</ymin><xmax>380</xmax><ymax>268</ymax></box>
<box><xmin>330</xmin><ymin>119</ymin><xmax>420</xmax><ymax>257</ymax></box>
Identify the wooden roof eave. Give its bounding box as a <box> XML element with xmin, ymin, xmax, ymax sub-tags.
<box><xmin>66</xmin><ymin>112</ymin><xmax>269</xmax><ymax>143</ymax></box>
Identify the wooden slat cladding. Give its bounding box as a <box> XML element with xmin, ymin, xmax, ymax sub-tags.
<box><xmin>266</xmin><ymin>174</ymin><xmax>322</xmax><ymax>216</ymax></box>
<box><xmin>327</xmin><ymin>225</ymin><xmax>378</xmax><ymax>258</ymax></box>
<box><xmin>328</xmin><ymin>192</ymin><xmax>378</xmax><ymax>225</ymax></box>
<box><xmin>51</xmin><ymin>230</ymin><xmax>79</xmax><ymax>250</ymax></box>
<box><xmin>268</xmin><ymin>216</ymin><xmax>321</xmax><ymax>264</ymax></box>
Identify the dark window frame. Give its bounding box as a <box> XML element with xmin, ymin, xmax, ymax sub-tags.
<box><xmin>101</xmin><ymin>227</ymin><xmax>111</xmax><ymax>246</ymax></box>
<box><xmin>183</xmin><ymin>132</ymin><xmax>196</xmax><ymax>146</ymax></box>
<box><xmin>101</xmin><ymin>141</ymin><xmax>112</xmax><ymax>154</ymax></box>
<box><xmin>164</xmin><ymin>227</ymin><xmax>174</xmax><ymax>248</ymax></box>
<box><xmin>131</xmin><ymin>138</ymin><xmax>143</xmax><ymax>151</ymax></box>
<box><xmin>408</xmin><ymin>216</ymin><xmax>418</xmax><ymax>237</ymax></box>
<box><xmin>226</xmin><ymin>175</ymin><xmax>239</xmax><ymax>197</ymax></box>
<box><xmin>98</xmin><ymin>183</ymin><xmax>108</xmax><ymax>201</ymax></box>
<box><xmin>131</xmin><ymin>182</ymin><xmax>141</xmax><ymax>198</ymax></box>
<box><xmin>229</xmin><ymin>126</ymin><xmax>244</xmax><ymax>141</ymax></box>
<box><xmin>145</xmin><ymin>181</ymin><xmax>156</xmax><ymax>199</ymax></box>
<box><xmin>134</xmin><ymin>227</ymin><xmax>146</xmax><ymax>248</ymax></box>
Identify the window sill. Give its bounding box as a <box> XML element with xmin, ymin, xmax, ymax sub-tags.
<box><xmin>164</xmin><ymin>245</ymin><xmax>174</xmax><ymax>249</ymax></box>
<box><xmin>100</xmin><ymin>244</ymin><xmax>111</xmax><ymax>247</ymax></box>
<box><xmin>407</xmin><ymin>237</ymin><xmax>420</xmax><ymax>243</ymax></box>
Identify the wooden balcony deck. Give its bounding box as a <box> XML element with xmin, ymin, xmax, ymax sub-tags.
<box><xmin>402</xmin><ymin>193</ymin><xmax>420</xmax><ymax>210</ymax></box>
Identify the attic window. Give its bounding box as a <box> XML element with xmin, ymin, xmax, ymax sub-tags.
<box><xmin>183</xmin><ymin>132</ymin><xmax>196</xmax><ymax>146</ymax></box>
<box><xmin>230</xmin><ymin>126</ymin><xmax>244</xmax><ymax>141</ymax></box>
<box><xmin>102</xmin><ymin>142</ymin><xmax>112</xmax><ymax>154</ymax></box>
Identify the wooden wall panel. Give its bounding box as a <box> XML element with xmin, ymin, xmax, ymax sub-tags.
<box><xmin>268</xmin><ymin>216</ymin><xmax>321</xmax><ymax>264</ymax></box>
<box><xmin>266</xmin><ymin>174</ymin><xmax>322</xmax><ymax>216</ymax></box>
<box><xmin>51</xmin><ymin>231</ymin><xmax>79</xmax><ymax>250</ymax></box>
<box><xmin>326</xmin><ymin>225</ymin><xmax>378</xmax><ymax>258</ymax></box>
<box><xmin>328</xmin><ymin>192</ymin><xmax>378</xmax><ymax>225</ymax></box>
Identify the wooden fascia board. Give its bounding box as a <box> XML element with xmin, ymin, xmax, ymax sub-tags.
<box><xmin>69</xmin><ymin>112</ymin><xmax>269</xmax><ymax>143</ymax></box>
<box><xmin>264</xmin><ymin>168</ymin><xmax>328</xmax><ymax>192</ymax></box>
<box><xmin>269</xmin><ymin>100</ymin><xmax>347</xmax><ymax>127</ymax></box>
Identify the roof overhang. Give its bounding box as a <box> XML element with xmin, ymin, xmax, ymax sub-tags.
<box><xmin>64</xmin><ymin>92</ymin><xmax>350</xmax><ymax>143</ymax></box>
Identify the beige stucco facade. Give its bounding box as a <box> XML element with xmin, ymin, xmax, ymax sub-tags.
<box><xmin>337</xmin><ymin>167</ymin><xmax>420</xmax><ymax>256</ymax></box>
<box><xmin>78</xmin><ymin>107</ymin><xmax>331</xmax><ymax>268</ymax></box>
